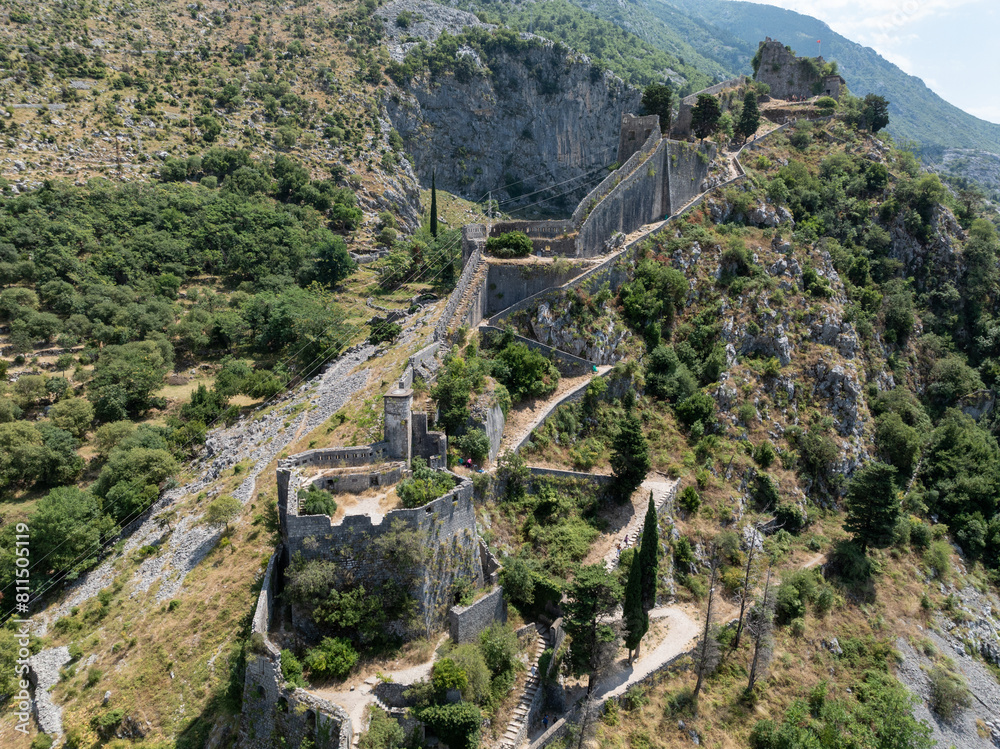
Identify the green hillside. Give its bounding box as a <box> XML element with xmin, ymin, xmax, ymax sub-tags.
<box><xmin>453</xmin><ymin>0</ymin><xmax>726</xmax><ymax>93</ymax></box>
<box><xmin>653</xmin><ymin>0</ymin><xmax>1000</xmax><ymax>154</ymax></box>
<box><xmin>496</xmin><ymin>0</ymin><xmax>1000</xmax><ymax>155</ymax></box>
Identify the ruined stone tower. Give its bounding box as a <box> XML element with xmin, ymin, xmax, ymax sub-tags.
<box><xmin>383</xmin><ymin>382</ymin><xmax>412</xmax><ymax>462</ymax></box>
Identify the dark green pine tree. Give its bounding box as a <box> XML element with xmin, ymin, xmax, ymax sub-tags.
<box><xmin>610</xmin><ymin>407</ymin><xmax>650</xmax><ymax>501</ymax></box>
<box><xmin>691</xmin><ymin>94</ymin><xmax>722</xmax><ymax>143</ymax></box>
<box><xmin>622</xmin><ymin>552</ymin><xmax>647</xmax><ymax>663</ymax></box>
<box><xmin>638</xmin><ymin>492</ymin><xmax>659</xmax><ymax>612</ymax></box>
<box><xmin>843</xmin><ymin>461</ymin><xmax>900</xmax><ymax>555</ymax></box>
<box><xmin>430</xmin><ymin>170</ymin><xmax>439</xmax><ymax>238</ymax></box>
<box><xmin>735</xmin><ymin>90</ymin><xmax>761</xmax><ymax>143</ymax></box>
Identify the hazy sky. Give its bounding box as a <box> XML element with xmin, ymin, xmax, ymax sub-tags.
<box><xmin>754</xmin><ymin>0</ymin><xmax>1000</xmax><ymax>124</ymax></box>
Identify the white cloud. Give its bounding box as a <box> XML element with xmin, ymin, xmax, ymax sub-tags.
<box><xmin>758</xmin><ymin>0</ymin><xmax>983</xmax><ymax>42</ymax></box>
<box><xmin>966</xmin><ymin>104</ymin><xmax>1000</xmax><ymax>126</ymax></box>
<box><xmin>747</xmin><ymin>1</ymin><xmax>1000</xmax><ymax>124</ymax></box>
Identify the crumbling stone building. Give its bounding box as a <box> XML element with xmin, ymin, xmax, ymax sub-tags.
<box><xmin>754</xmin><ymin>37</ymin><xmax>845</xmax><ymax>100</ymax></box>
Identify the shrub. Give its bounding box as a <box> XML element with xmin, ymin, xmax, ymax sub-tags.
<box><xmin>737</xmin><ymin>402</ymin><xmax>757</xmax><ymax>424</ymax></box>
<box><xmin>789</xmin><ymin>120</ymin><xmax>812</xmax><ymax>149</ymax></box>
<box><xmin>909</xmin><ymin>519</ymin><xmax>932</xmax><ymax>550</ymax></box>
<box><xmin>570</xmin><ymin>437</ymin><xmax>604</xmax><ymax>471</ymax></box>
<box><xmin>479</xmin><ymin>622</ymin><xmax>519</xmax><ymax>677</ymax></box>
<box><xmin>775</xmin><ymin>502</ymin><xmax>807</xmax><ymax>534</ymax></box>
<box><xmin>720</xmin><ymin>566</ymin><xmax>744</xmax><ymax>595</ymax></box>
<box><xmin>753</xmin><ymin>440</ymin><xmax>777</xmax><ymax>468</ymax></box>
<box><xmin>485</xmin><ymin>231</ymin><xmax>533</xmax><ymax>258</ymax></box>
<box><xmin>431</xmin><ymin>657</ymin><xmax>468</xmax><ymax>697</ymax></box>
<box><xmin>304</xmin><ymin>637</ymin><xmax>358</xmax><ymax>680</ymax></box>
<box><xmin>280</xmin><ymin>649</ymin><xmax>307</xmax><ymax>688</ymax></box>
<box><xmin>752</xmin><ymin>473</ymin><xmax>781</xmax><ymax>510</ymax></box>
<box><xmin>749</xmin><ymin>719</ymin><xmax>777</xmax><ymax>749</ymax></box>
<box><xmin>298</xmin><ymin>486</ymin><xmax>337</xmax><ymax>517</ymax></box>
<box><xmin>499</xmin><ymin>557</ymin><xmax>535</xmax><ymax>609</ymax></box>
<box><xmin>451</xmin><ymin>644</ymin><xmax>491</xmax><ymax>704</ymax></box>
<box><xmin>927</xmin><ymin>665</ymin><xmax>971</xmax><ymax>722</ymax></box>
<box><xmin>455</xmin><ymin>429</ymin><xmax>491</xmax><ymax>463</ymax></box>
<box><xmin>827</xmin><ymin>539</ymin><xmax>872</xmax><ymax>583</ymax></box>
<box><xmin>414</xmin><ymin>702</ymin><xmax>482</xmax><ymax>749</ymax></box>
<box><xmin>923</xmin><ymin>541</ymin><xmax>951</xmax><ymax>579</ymax></box>
<box><xmin>49</xmin><ymin>398</ymin><xmax>95</xmax><ymax>439</ymax></box>
<box><xmin>92</xmin><ymin>708</ymin><xmax>126</xmax><ymax>739</ymax></box>
<box><xmin>815</xmin><ymin>586</ymin><xmax>836</xmax><ymax>615</ymax></box>
<box><xmin>369</xmin><ymin>320</ymin><xmax>402</xmax><ymax>346</ymax></box>
<box><xmin>795</xmin><ymin>422</ymin><xmax>838</xmax><ymax>482</ymax></box>
<box><xmin>490</xmin><ymin>340</ymin><xmax>559</xmax><ymax>402</ymax></box>
<box><xmin>397</xmin><ymin>457</ymin><xmax>455</xmax><ymax>508</ymax></box>
<box><xmin>678</xmin><ymin>486</ymin><xmax>701</xmax><ymax>514</ymax></box>
<box><xmin>359</xmin><ymin>707</ymin><xmax>406</xmax><ymax>749</ymax></box>
<box><xmin>675</xmin><ymin>392</ymin><xmax>715</xmax><ymax>429</ymax></box>
<box><xmin>775</xmin><ymin>569</ymin><xmax>817</xmax><ymax>623</ymax></box>
<box><xmin>815</xmin><ymin>96</ymin><xmax>837</xmax><ymax>114</ymax></box>
<box><xmin>673</xmin><ymin>536</ymin><xmax>696</xmax><ymax>571</ymax></box>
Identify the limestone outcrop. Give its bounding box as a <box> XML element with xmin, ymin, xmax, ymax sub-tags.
<box><xmin>384</xmin><ymin>14</ymin><xmax>640</xmax><ymax>209</ymax></box>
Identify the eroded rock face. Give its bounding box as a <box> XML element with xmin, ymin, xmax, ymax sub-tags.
<box><xmin>384</xmin><ymin>30</ymin><xmax>640</xmax><ymax>209</ymax></box>
<box><xmin>723</xmin><ymin>309</ymin><xmax>793</xmax><ymax>366</ymax></box>
<box><xmin>808</xmin><ymin>310</ymin><xmax>860</xmax><ymax>359</ymax></box>
<box><xmin>375</xmin><ymin>0</ymin><xmax>494</xmax><ymax>63</ymax></box>
<box><xmin>705</xmin><ymin>196</ymin><xmax>794</xmax><ymax>227</ymax></box>
<box><xmin>528</xmin><ymin>300</ymin><xmax>629</xmax><ymax>364</ymax></box>
<box><xmin>888</xmin><ymin>205</ymin><xmax>966</xmax><ymax>294</ymax></box>
<box><xmin>29</xmin><ymin>646</ymin><xmax>72</xmax><ymax>739</ymax></box>
<box><xmin>812</xmin><ymin>360</ymin><xmax>864</xmax><ymax>438</ymax></box>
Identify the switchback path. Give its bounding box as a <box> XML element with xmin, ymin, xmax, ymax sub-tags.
<box><xmin>602</xmin><ymin>477</ymin><xmax>679</xmax><ymax>570</ymax></box>
<box><xmin>497</xmin><ymin>367</ymin><xmax>611</xmax><ymax>456</ymax></box>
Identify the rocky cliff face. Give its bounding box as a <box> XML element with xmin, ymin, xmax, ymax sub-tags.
<box><xmin>382</xmin><ymin>5</ymin><xmax>641</xmax><ymax>211</ymax></box>
<box><xmin>527</xmin><ymin>298</ymin><xmax>630</xmax><ymax>365</ymax></box>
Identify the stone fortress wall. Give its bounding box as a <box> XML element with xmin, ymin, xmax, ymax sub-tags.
<box><xmin>483</xmin><ymin>260</ymin><xmax>591</xmax><ymax>318</ymax></box>
<box><xmin>242</xmin><ymin>49</ymin><xmax>847</xmax><ymax>745</ymax></box>
<box><xmin>616</xmin><ymin>113</ymin><xmax>660</xmax><ymax>163</ymax></box>
<box><xmin>441</xmin><ymin>111</ymin><xmax>716</xmax><ymax>340</ymax></box>
<box><xmin>240</xmin><ymin>549</ymin><xmax>353</xmax><ymax>749</ymax></box>
<box><xmin>242</xmin><ymin>375</ymin><xmax>487</xmax><ymax>746</ymax></box>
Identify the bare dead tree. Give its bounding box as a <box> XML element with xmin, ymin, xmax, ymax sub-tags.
<box><xmin>692</xmin><ymin>554</ymin><xmax>720</xmax><ymax>709</ymax></box>
<box><xmin>747</xmin><ymin>565</ymin><xmax>776</xmax><ymax>693</ymax></box>
<box><xmin>733</xmin><ymin>524</ymin><xmax>761</xmax><ymax>649</ymax></box>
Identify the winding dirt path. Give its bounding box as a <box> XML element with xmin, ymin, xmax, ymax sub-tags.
<box><xmin>496</xmin><ymin>367</ymin><xmax>611</xmax><ymax>456</ymax></box>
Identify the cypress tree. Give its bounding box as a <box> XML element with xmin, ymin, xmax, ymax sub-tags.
<box><xmin>736</xmin><ymin>90</ymin><xmax>761</xmax><ymax>143</ymax></box>
<box><xmin>610</xmin><ymin>411</ymin><xmax>650</xmax><ymax>501</ymax></box>
<box><xmin>638</xmin><ymin>492</ymin><xmax>659</xmax><ymax>612</ymax></box>
<box><xmin>622</xmin><ymin>553</ymin><xmax>647</xmax><ymax>663</ymax></box>
<box><xmin>430</xmin><ymin>170</ymin><xmax>438</xmax><ymax>238</ymax></box>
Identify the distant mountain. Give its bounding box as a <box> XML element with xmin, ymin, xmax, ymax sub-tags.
<box><xmin>649</xmin><ymin>0</ymin><xmax>1000</xmax><ymax>155</ymax></box>
<box><xmin>474</xmin><ymin>0</ymin><xmax>1000</xmax><ymax>193</ymax></box>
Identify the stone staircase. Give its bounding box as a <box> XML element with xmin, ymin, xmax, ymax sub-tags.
<box><xmin>499</xmin><ymin>624</ymin><xmax>551</xmax><ymax>749</ymax></box>
<box><xmin>448</xmin><ymin>254</ymin><xmax>488</xmax><ymax>335</ymax></box>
